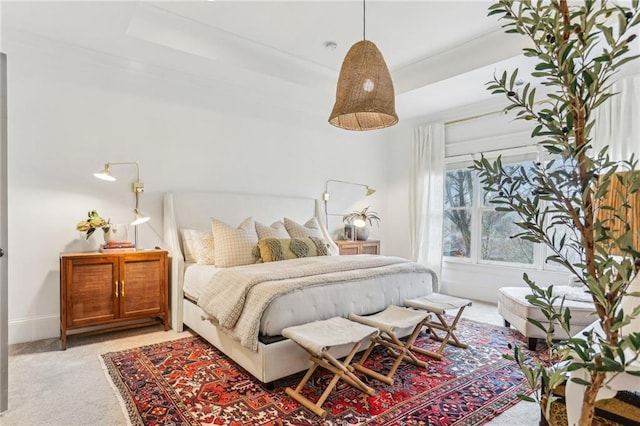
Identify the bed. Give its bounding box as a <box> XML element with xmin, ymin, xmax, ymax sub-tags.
<box><xmin>163</xmin><ymin>191</ymin><xmax>436</xmax><ymax>383</ymax></box>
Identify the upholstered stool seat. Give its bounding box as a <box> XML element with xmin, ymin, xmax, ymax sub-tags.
<box><xmin>498</xmin><ymin>286</ymin><xmax>596</xmax><ymax>350</ymax></box>
<box><xmin>282</xmin><ymin>317</ymin><xmax>378</xmax><ymax>417</ymax></box>
<box><xmin>349</xmin><ymin>305</ymin><xmax>430</xmax><ymax>385</ymax></box>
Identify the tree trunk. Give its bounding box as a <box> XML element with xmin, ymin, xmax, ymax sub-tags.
<box><xmin>578</xmin><ymin>372</ymin><xmax>606</xmax><ymax>425</ymax></box>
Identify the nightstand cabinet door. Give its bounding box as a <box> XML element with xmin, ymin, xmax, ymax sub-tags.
<box><xmin>360</xmin><ymin>242</ymin><xmax>380</xmax><ymax>255</ymax></box>
<box><xmin>119</xmin><ymin>253</ymin><xmax>167</xmax><ymax>319</ymax></box>
<box><xmin>339</xmin><ymin>244</ymin><xmax>360</xmax><ymax>255</ymax></box>
<box><xmin>336</xmin><ymin>240</ymin><xmax>380</xmax><ymax>255</ymax></box>
<box><xmin>63</xmin><ymin>256</ymin><xmax>118</xmax><ymax>327</ymax></box>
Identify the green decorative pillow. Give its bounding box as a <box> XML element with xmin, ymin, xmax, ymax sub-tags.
<box><xmin>256</xmin><ymin>237</ymin><xmax>329</xmax><ymax>263</ymax></box>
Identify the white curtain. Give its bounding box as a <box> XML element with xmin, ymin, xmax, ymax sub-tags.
<box><xmin>410</xmin><ymin>123</ymin><xmax>445</xmax><ymax>289</ymax></box>
<box><xmin>592</xmin><ymin>74</ymin><xmax>640</xmax><ymax>161</ymax></box>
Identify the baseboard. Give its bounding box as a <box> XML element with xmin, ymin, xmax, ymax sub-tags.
<box><xmin>8</xmin><ymin>314</ymin><xmax>59</xmax><ymax>345</ymax></box>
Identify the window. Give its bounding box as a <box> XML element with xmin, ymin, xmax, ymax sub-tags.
<box><xmin>480</xmin><ymin>161</ymin><xmax>535</xmax><ymax>264</ymax></box>
<box><xmin>443</xmin><ymin>168</ymin><xmax>473</xmax><ymax>258</ymax></box>
<box><xmin>443</xmin><ymin>154</ymin><xmax>538</xmax><ymax>267</ymax></box>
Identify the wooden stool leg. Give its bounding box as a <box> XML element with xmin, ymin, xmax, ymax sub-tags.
<box><xmin>396</xmin><ymin>321</ymin><xmax>428</xmax><ymax>367</ymax></box>
<box><xmin>294</xmin><ymin>363</ymin><xmax>318</xmax><ymax>393</ymax></box>
<box><xmin>411</xmin><ymin>313</ymin><xmax>446</xmax><ymax>360</ymax></box>
<box><xmin>385</xmin><ymin>335</ymin><xmax>408</xmax><ymax>382</ymax></box>
<box><xmin>354</xmin><ymin>320</ymin><xmax>430</xmax><ymax>385</ymax></box>
<box><xmin>323</xmin><ymin>346</ymin><xmax>375</xmax><ymax>396</ymax></box>
<box><xmin>316</xmin><ymin>373</ymin><xmax>341</xmax><ymax>410</ymax></box>
<box><xmin>353</xmin><ymin>337</ymin><xmax>395</xmax><ymax>385</ymax></box>
<box><xmin>429</xmin><ymin>308</ymin><xmax>468</xmax><ymax>352</ymax></box>
<box><xmin>285</xmin><ymin>357</ymin><xmax>326</xmax><ymax>417</ymax></box>
<box><xmin>410</xmin><ymin>344</ymin><xmax>444</xmax><ymax>360</ymax></box>
<box><xmin>286</xmin><ymin>340</ymin><xmax>377</xmax><ymax>417</ymax></box>
<box><xmin>286</xmin><ymin>387</ymin><xmax>327</xmax><ymax>417</ymax></box>
<box><xmin>445</xmin><ymin>307</ymin><xmax>469</xmax><ymax>348</ymax></box>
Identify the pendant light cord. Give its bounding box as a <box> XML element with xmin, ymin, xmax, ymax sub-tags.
<box><xmin>363</xmin><ymin>0</ymin><xmax>366</xmax><ymax>40</ymax></box>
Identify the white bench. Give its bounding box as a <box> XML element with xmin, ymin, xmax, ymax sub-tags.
<box><xmin>498</xmin><ymin>286</ymin><xmax>596</xmax><ymax>350</ymax></box>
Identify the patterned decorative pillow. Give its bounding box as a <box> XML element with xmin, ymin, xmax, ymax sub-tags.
<box><xmin>255</xmin><ymin>221</ymin><xmax>289</xmax><ymax>240</ymax></box>
<box><xmin>256</xmin><ymin>237</ymin><xmax>329</xmax><ymax>263</ymax></box>
<box><xmin>283</xmin><ymin>217</ymin><xmax>324</xmax><ymax>239</ymax></box>
<box><xmin>211</xmin><ymin>217</ymin><xmax>258</xmax><ymax>267</ymax></box>
<box><xmin>180</xmin><ymin>229</ymin><xmax>215</xmax><ymax>265</ymax></box>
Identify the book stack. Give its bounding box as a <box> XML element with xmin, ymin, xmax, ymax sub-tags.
<box><xmin>99</xmin><ymin>241</ymin><xmax>136</xmax><ymax>253</ymax></box>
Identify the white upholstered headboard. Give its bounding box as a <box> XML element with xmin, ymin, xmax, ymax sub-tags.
<box><xmin>163</xmin><ymin>191</ymin><xmax>339</xmax><ymax>331</ymax></box>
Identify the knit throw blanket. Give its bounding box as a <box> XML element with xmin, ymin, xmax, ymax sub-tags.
<box><xmin>197</xmin><ymin>255</ymin><xmax>434</xmax><ymax>351</ymax></box>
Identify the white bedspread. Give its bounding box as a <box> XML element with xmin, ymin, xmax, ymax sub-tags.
<box><xmin>197</xmin><ymin>255</ymin><xmax>435</xmax><ymax>350</ymax></box>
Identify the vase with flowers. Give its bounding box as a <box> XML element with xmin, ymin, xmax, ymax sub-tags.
<box><xmin>76</xmin><ymin>211</ymin><xmax>111</xmax><ymax>250</ymax></box>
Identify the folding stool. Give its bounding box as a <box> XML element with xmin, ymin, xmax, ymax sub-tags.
<box><xmin>348</xmin><ymin>305</ymin><xmax>430</xmax><ymax>385</ymax></box>
<box><xmin>282</xmin><ymin>317</ymin><xmax>379</xmax><ymax>418</ymax></box>
<box><xmin>404</xmin><ymin>293</ymin><xmax>472</xmax><ymax>360</ymax></box>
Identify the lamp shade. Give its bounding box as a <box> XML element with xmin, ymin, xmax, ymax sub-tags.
<box><xmin>94</xmin><ymin>164</ymin><xmax>116</xmax><ymax>182</ymax></box>
<box><xmin>329</xmin><ymin>40</ymin><xmax>398</xmax><ymax>131</ymax></box>
<box><xmin>131</xmin><ymin>209</ymin><xmax>150</xmax><ymax>226</ymax></box>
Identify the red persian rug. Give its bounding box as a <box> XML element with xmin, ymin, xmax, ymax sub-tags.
<box><xmin>101</xmin><ymin>318</ymin><xmax>543</xmax><ymax>425</ymax></box>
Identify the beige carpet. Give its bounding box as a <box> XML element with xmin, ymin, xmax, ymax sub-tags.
<box><xmin>0</xmin><ymin>301</ymin><xmax>540</xmax><ymax>425</ymax></box>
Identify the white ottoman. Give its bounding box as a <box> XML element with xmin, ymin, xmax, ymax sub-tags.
<box><xmin>498</xmin><ymin>286</ymin><xmax>596</xmax><ymax>350</ymax></box>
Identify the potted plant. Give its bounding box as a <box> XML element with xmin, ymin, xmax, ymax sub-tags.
<box><xmin>343</xmin><ymin>206</ymin><xmax>380</xmax><ymax>241</ymax></box>
<box><xmin>475</xmin><ymin>1</ymin><xmax>640</xmax><ymax>425</ymax></box>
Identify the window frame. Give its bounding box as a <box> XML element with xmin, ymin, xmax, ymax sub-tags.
<box><xmin>443</xmin><ymin>147</ymin><xmax>551</xmax><ymax>270</ymax></box>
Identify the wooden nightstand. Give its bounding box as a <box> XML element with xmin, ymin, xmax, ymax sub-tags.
<box><xmin>335</xmin><ymin>240</ymin><xmax>380</xmax><ymax>255</ymax></box>
<box><xmin>59</xmin><ymin>250</ymin><xmax>169</xmax><ymax>350</ymax></box>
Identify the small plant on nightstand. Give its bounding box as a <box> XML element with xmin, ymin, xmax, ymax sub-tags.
<box><xmin>342</xmin><ymin>206</ymin><xmax>381</xmax><ymax>227</ymax></box>
<box><xmin>343</xmin><ymin>207</ymin><xmax>380</xmax><ymax>241</ymax></box>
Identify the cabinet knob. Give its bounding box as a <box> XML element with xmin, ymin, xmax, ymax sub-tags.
<box><xmin>0</xmin><ymin>248</ymin><xmax>4</xmax><ymax>258</ymax></box>
<box><xmin>115</xmin><ymin>281</ymin><xmax>119</xmax><ymax>297</ymax></box>
<box><xmin>121</xmin><ymin>281</ymin><xmax>125</xmax><ymax>297</ymax></box>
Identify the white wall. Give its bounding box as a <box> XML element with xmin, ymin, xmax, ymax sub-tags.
<box><xmin>3</xmin><ymin>33</ymin><xmax>391</xmax><ymax>344</ymax></box>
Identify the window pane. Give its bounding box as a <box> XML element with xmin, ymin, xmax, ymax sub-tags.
<box><xmin>481</xmin><ymin>210</ymin><xmax>534</xmax><ymax>263</ymax></box>
<box><xmin>482</xmin><ymin>161</ymin><xmax>536</xmax><ymax>207</ymax></box>
<box><xmin>443</xmin><ymin>209</ymin><xmax>471</xmax><ymax>258</ymax></box>
<box><xmin>444</xmin><ymin>169</ymin><xmax>473</xmax><ymax>208</ymax></box>
<box><xmin>547</xmin><ymin>157</ymin><xmax>579</xmax><ymax>199</ymax></box>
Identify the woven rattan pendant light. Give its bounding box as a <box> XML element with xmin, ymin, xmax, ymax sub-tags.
<box><xmin>329</xmin><ymin>0</ymin><xmax>398</xmax><ymax>131</ymax></box>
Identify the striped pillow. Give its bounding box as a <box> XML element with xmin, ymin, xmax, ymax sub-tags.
<box><xmin>211</xmin><ymin>217</ymin><xmax>258</xmax><ymax>267</ymax></box>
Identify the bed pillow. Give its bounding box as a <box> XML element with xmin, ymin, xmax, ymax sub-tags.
<box><xmin>255</xmin><ymin>221</ymin><xmax>289</xmax><ymax>240</ymax></box>
<box><xmin>211</xmin><ymin>217</ymin><xmax>259</xmax><ymax>267</ymax></box>
<box><xmin>256</xmin><ymin>237</ymin><xmax>329</xmax><ymax>263</ymax></box>
<box><xmin>180</xmin><ymin>229</ymin><xmax>215</xmax><ymax>265</ymax></box>
<box><xmin>284</xmin><ymin>217</ymin><xmax>324</xmax><ymax>239</ymax></box>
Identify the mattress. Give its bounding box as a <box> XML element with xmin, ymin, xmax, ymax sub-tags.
<box><xmin>183</xmin><ymin>264</ymin><xmax>220</xmax><ymax>301</ymax></box>
<box><xmin>184</xmin><ymin>263</ymin><xmax>434</xmax><ymax>336</ymax></box>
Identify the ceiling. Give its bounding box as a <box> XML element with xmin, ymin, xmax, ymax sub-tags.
<box><xmin>1</xmin><ymin>1</ymin><xmax>537</xmax><ymax>121</ymax></box>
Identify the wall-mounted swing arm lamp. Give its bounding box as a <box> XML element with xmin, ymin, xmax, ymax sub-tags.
<box><xmin>322</xmin><ymin>179</ymin><xmax>376</xmax><ymax>226</ymax></box>
<box><xmin>94</xmin><ymin>161</ymin><xmax>150</xmax><ymax>248</ymax></box>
